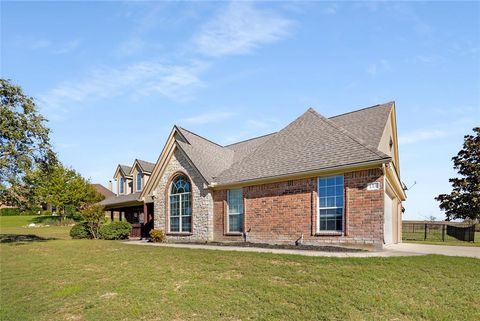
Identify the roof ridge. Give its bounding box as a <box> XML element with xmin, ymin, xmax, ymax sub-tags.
<box><xmin>224</xmin><ymin>132</ymin><xmax>277</xmax><ymax>147</ymax></box>
<box><xmin>329</xmin><ymin>101</ymin><xmax>394</xmax><ymax>119</ymax></box>
<box><xmin>309</xmin><ymin>108</ymin><xmax>390</xmax><ymax>159</ymax></box>
<box><xmin>176</xmin><ymin>126</ymin><xmax>225</xmax><ymax>149</ymax></box>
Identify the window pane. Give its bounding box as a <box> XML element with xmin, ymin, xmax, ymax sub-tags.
<box><xmin>335</xmin><ymin>176</ymin><xmax>343</xmax><ymax>185</ymax></box>
<box><xmin>327</xmin><ymin>197</ymin><xmax>335</xmax><ymax>207</ymax></box>
<box><xmin>170</xmin><ymin>195</ymin><xmax>179</xmax><ymax>216</ymax></box>
<box><xmin>319</xmin><ymin>197</ymin><xmax>326</xmax><ymax>207</ymax></box>
<box><xmin>229</xmin><ymin>214</ymin><xmax>243</xmax><ymax>232</ymax></box>
<box><xmin>181</xmin><ymin>216</ymin><xmax>191</xmax><ymax>232</ymax></box>
<box><xmin>336</xmin><ymin>196</ymin><xmax>343</xmax><ymax>207</ymax></box>
<box><xmin>318</xmin><ymin>175</ymin><xmax>344</xmax><ymax>231</ymax></box>
<box><xmin>326</xmin><ymin>186</ymin><xmax>335</xmax><ymax>196</ymax></box>
<box><xmin>170</xmin><ymin>217</ymin><xmax>179</xmax><ymax>232</ymax></box>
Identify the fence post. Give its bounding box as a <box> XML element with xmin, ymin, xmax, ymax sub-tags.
<box><xmin>442</xmin><ymin>224</ymin><xmax>445</xmax><ymax>242</ymax></box>
<box><xmin>424</xmin><ymin>223</ymin><xmax>427</xmax><ymax>241</ymax></box>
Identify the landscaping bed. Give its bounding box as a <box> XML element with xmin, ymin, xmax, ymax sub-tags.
<box><xmin>196</xmin><ymin>241</ymin><xmax>365</xmax><ymax>252</ymax></box>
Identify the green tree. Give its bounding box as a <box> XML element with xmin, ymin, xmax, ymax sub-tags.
<box><xmin>436</xmin><ymin>127</ymin><xmax>480</xmax><ymax>221</ymax></box>
<box><xmin>35</xmin><ymin>163</ymin><xmax>104</xmax><ymax>216</ymax></box>
<box><xmin>0</xmin><ymin>79</ymin><xmax>56</xmax><ymax>208</ymax></box>
<box><xmin>79</xmin><ymin>205</ymin><xmax>106</xmax><ymax>239</ymax></box>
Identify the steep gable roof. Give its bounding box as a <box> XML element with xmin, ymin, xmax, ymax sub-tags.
<box><xmin>135</xmin><ymin>159</ymin><xmax>155</xmax><ymax>173</ymax></box>
<box><xmin>225</xmin><ymin>133</ymin><xmax>277</xmax><ymax>164</ymax></box>
<box><xmin>175</xmin><ymin>127</ymin><xmax>234</xmax><ymax>182</ymax></box>
<box><xmin>330</xmin><ymin>102</ymin><xmax>393</xmax><ymax>148</ymax></box>
<box><xmin>213</xmin><ymin>108</ymin><xmax>390</xmax><ymax>185</ymax></box>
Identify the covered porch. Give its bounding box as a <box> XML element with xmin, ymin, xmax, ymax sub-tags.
<box><xmin>100</xmin><ymin>193</ymin><xmax>154</xmax><ymax>239</ymax></box>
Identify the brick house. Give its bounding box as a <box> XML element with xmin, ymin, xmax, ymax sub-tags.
<box><xmin>100</xmin><ymin>102</ymin><xmax>406</xmax><ymax>248</ymax></box>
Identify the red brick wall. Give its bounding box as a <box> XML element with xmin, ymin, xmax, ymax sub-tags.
<box><xmin>213</xmin><ymin>168</ymin><xmax>385</xmax><ymax>247</ymax></box>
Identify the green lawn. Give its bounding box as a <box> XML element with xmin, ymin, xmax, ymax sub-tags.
<box><xmin>402</xmin><ymin>230</ymin><xmax>480</xmax><ymax>247</ymax></box>
<box><xmin>1</xmin><ymin>216</ymin><xmax>479</xmax><ymax>321</ymax></box>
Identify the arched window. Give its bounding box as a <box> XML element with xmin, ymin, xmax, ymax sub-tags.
<box><xmin>169</xmin><ymin>175</ymin><xmax>192</xmax><ymax>232</ymax></box>
<box><xmin>136</xmin><ymin>170</ymin><xmax>142</xmax><ymax>192</ymax></box>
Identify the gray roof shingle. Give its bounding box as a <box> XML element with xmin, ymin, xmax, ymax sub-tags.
<box><xmin>137</xmin><ymin>159</ymin><xmax>155</xmax><ymax>173</ymax></box>
<box><xmin>162</xmin><ymin>103</ymin><xmax>393</xmax><ymax>187</ymax></box>
<box><xmin>330</xmin><ymin>102</ymin><xmax>393</xmax><ymax>148</ymax></box>
<box><xmin>119</xmin><ymin>164</ymin><xmax>132</xmax><ymax>176</ymax></box>
<box><xmin>213</xmin><ymin>108</ymin><xmax>390</xmax><ymax>185</ymax></box>
<box><xmin>99</xmin><ymin>192</ymin><xmax>142</xmax><ymax>207</ymax></box>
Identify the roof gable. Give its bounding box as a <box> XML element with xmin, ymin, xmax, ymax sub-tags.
<box><xmin>214</xmin><ymin>108</ymin><xmax>390</xmax><ymax>185</ymax></box>
<box><xmin>330</xmin><ymin>102</ymin><xmax>393</xmax><ymax>149</ymax></box>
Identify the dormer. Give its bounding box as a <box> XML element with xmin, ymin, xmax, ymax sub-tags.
<box><xmin>113</xmin><ymin>164</ymin><xmax>133</xmax><ymax>195</ymax></box>
<box><xmin>129</xmin><ymin>159</ymin><xmax>155</xmax><ymax>193</ymax></box>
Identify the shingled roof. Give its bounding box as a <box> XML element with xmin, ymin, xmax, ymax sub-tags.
<box><xmin>136</xmin><ymin>159</ymin><xmax>155</xmax><ymax>173</ymax></box>
<box><xmin>167</xmin><ymin>102</ymin><xmax>393</xmax><ymax>186</ymax></box>
<box><xmin>330</xmin><ymin>102</ymin><xmax>393</xmax><ymax>148</ymax></box>
<box><xmin>213</xmin><ymin>108</ymin><xmax>390</xmax><ymax>185</ymax></box>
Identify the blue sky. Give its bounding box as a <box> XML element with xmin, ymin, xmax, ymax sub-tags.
<box><xmin>2</xmin><ymin>1</ymin><xmax>479</xmax><ymax>220</ymax></box>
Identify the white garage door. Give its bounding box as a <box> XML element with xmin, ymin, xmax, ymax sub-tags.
<box><xmin>384</xmin><ymin>193</ymin><xmax>393</xmax><ymax>245</ymax></box>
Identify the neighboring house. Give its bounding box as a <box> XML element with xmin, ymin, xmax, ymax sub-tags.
<box><xmin>92</xmin><ymin>183</ymin><xmax>115</xmax><ymax>199</ymax></box>
<box><xmin>100</xmin><ymin>102</ymin><xmax>406</xmax><ymax>248</ymax></box>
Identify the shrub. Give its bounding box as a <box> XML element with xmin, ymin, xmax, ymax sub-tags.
<box><xmin>0</xmin><ymin>207</ymin><xmax>42</xmax><ymax>216</ymax></box>
<box><xmin>98</xmin><ymin>221</ymin><xmax>132</xmax><ymax>240</ymax></box>
<box><xmin>70</xmin><ymin>223</ymin><xmax>91</xmax><ymax>239</ymax></box>
<box><xmin>0</xmin><ymin>208</ymin><xmax>21</xmax><ymax>216</ymax></box>
<box><xmin>149</xmin><ymin>229</ymin><xmax>166</xmax><ymax>243</ymax></box>
<box><xmin>79</xmin><ymin>205</ymin><xmax>106</xmax><ymax>239</ymax></box>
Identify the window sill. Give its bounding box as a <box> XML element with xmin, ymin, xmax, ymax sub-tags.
<box><xmin>225</xmin><ymin>232</ymin><xmax>243</xmax><ymax>236</ymax></box>
<box><xmin>315</xmin><ymin>231</ymin><xmax>343</xmax><ymax>237</ymax></box>
<box><xmin>166</xmin><ymin>232</ymin><xmax>193</xmax><ymax>236</ymax></box>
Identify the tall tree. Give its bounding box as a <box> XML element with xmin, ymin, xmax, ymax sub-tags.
<box><xmin>436</xmin><ymin>127</ymin><xmax>480</xmax><ymax>221</ymax></box>
<box><xmin>0</xmin><ymin>79</ymin><xmax>56</xmax><ymax>208</ymax></box>
<box><xmin>35</xmin><ymin>163</ymin><xmax>104</xmax><ymax>215</ymax></box>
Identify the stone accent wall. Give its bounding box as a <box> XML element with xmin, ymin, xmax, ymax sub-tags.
<box><xmin>153</xmin><ymin>148</ymin><xmax>214</xmax><ymax>242</ymax></box>
<box><xmin>213</xmin><ymin>168</ymin><xmax>385</xmax><ymax>248</ymax></box>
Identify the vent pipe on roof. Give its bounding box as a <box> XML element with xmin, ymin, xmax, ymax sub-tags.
<box><xmin>108</xmin><ymin>180</ymin><xmax>112</xmax><ymax>191</ymax></box>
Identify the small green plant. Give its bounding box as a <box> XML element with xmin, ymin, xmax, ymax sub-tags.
<box><xmin>79</xmin><ymin>205</ymin><xmax>106</xmax><ymax>239</ymax></box>
<box><xmin>70</xmin><ymin>222</ymin><xmax>91</xmax><ymax>239</ymax></box>
<box><xmin>149</xmin><ymin>229</ymin><xmax>166</xmax><ymax>243</ymax></box>
<box><xmin>98</xmin><ymin>221</ymin><xmax>132</xmax><ymax>240</ymax></box>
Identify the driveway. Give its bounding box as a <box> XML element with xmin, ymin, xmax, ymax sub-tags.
<box><xmin>385</xmin><ymin>243</ymin><xmax>480</xmax><ymax>259</ymax></box>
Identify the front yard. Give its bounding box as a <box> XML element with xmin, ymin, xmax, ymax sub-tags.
<box><xmin>1</xmin><ymin>216</ymin><xmax>479</xmax><ymax>321</ymax></box>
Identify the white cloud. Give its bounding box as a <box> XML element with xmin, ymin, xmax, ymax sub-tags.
<box><xmin>181</xmin><ymin>111</ymin><xmax>236</xmax><ymax>125</ymax></box>
<box><xmin>39</xmin><ymin>60</ymin><xmax>207</xmax><ymax>116</ymax></box>
<box><xmin>399</xmin><ymin>129</ymin><xmax>448</xmax><ymax>145</ymax></box>
<box><xmin>193</xmin><ymin>2</ymin><xmax>292</xmax><ymax>57</ymax></box>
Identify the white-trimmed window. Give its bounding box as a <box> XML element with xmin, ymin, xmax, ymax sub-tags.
<box><xmin>227</xmin><ymin>188</ymin><xmax>243</xmax><ymax>233</ymax></box>
<box><xmin>136</xmin><ymin>171</ymin><xmax>142</xmax><ymax>192</ymax></box>
<box><xmin>169</xmin><ymin>175</ymin><xmax>192</xmax><ymax>233</ymax></box>
<box><xmin>318</xmin><ymin>175</ymin><xmax>344</xmax><ymax>232</ymax></box>
<box><xmin>119</xmin><ymin>176</ymin><xmax>125</xmax><ymax>194</ymax></box>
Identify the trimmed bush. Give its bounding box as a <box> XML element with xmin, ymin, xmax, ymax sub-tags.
<box><xmin>98</xmin><ymin>221</ymin><xmax>132</xmax><ymax>240</ymax></box>
<box><xmin>149</xmin><ymin>229</ymin><xmax>166</xmax><ymax>243</ymax></box>
<box><xmin>70</xmin><ymin>223</ymin><xmax>91</xmax><ymax>239</ymax></box>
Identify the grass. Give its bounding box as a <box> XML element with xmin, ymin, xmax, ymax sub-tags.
<box><xmin>402</xmin><ymin>230</ymin><xmax>480</xmax><ymax>247</ymax></box>
<box><xmin>1</xmin><ymin>216</ymin><xmax>479</xmax><ymax>321</ymax></box>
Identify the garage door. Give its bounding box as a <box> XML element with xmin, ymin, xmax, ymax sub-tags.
<box><xmin>384</xmin><ymin>193</ymin><xmax>393</xmax><ymax>245</ymax></box>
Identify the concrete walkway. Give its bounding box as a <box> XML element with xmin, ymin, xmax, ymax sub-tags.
<box><xmin>125</xmin><ymin>241</ymin><xmax>479</xmax><ymax>258</ymax></box>
<box><xmin>385</xmin><ymin>243</ymin><xmax>480</xmax><ymax>259</ymax></box>
<box><xmin>125</xmin><ymin>240</ymin><xmax>421</xmax><ymax>258</ymax></box>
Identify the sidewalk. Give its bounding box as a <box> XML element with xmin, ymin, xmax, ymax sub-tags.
<box><xmin>125</xmin><ymin>240</ymin><xmax>423</xmax><ymax>258</ymax></box>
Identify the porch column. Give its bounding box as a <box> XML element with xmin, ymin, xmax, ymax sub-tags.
<box><xmin>110</xmin><ymin>210</ymin><xmax>114</xmax><ymax>222</ymax></box>
<box><xmin>143</xmin><ymin>203</ymin><xmax>148</xmax><ymax>225</ymax></box>
<box><xmin>119</xmin><ymin>211</ymin><xmax>123</xmax><ymax>221</ymax></box>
